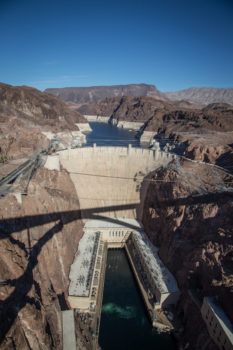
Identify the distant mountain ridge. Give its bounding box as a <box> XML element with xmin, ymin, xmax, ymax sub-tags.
<box><xmin>45</xmin><ymin>84</ymin><xmax>233</xmax><ymax>106</ymax></box>
<box><xmin>164</xmin><ymin>87</ymin><xmax>233</xmax><ymax>105</ymax></box>
<box><xmin>44</xmin><ymin>84</ymin><xmax>163</xmax><ymax>104</ymax></box>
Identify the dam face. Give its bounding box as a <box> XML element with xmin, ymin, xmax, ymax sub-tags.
<box><xmin>59</xmin><ymin>146</ymin><xmax>175</xmax><ymax>220</ymax></box>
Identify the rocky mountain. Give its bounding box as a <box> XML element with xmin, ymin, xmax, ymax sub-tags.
<box><xmin>79</xmin><ymin>95</ymin><xmax>233</xmax><ymax>133</ymax></box>
<box><xmin>164</xmin><ymin>87</ymin><xmax>233</xmax><ymax>105</ymax></box>
<box><xmin>140</xmin><ymin>160</ymin><xmax>233</xmax><ymax>350</ymax></box>
<box><xmin>0</xmin><ymin>83</ymin><xmax>86</xmax><ymax>131</ymax></box>
<box><xmin>77</xmin><ymin>95</ymin><xmax>199</xmax><ymax>119</ymax></box>
<box><xmin>140</xmin><ymin>103</ymin><xmax>233</xmax><ymax>169</ymax></box>
<box><xmin>45</xmin><ymin>84</ymin><xmax>163</xmax><ymax>104</ymax></box>
<box><xmin>0</xmin><ymin>83</ymin><xmax>86</xmax><ymax>160</ymax></box>
<box><xmin>45</xmin><ymin>83</ymin><xmax>233</xmax><ymax>106</ymax></box>
<box><xmin>142</xmin><ymin>103</ymin><xmax>233</xmax><ymax>134</ymax></box>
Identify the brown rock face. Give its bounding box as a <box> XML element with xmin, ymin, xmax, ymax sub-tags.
<box><xmin>77</xmin><ymin>96</ymin><xmax>124</xmax><ymax>116</ymax></box>
<box><xmin>0</xmin><ymin>82</ymin><xmax>87</xmax><ymax>160</ymax></box>
<box><xmin>0</xmin><ymin>126</ymin><xmax>50</xmax><ymax>160</ymax></box>
<box><xmin>140</xmin><ymin>160</ymin><xmax>233</xmax><ymax>349</ymax></box>
<box><xmin>77</xmin><ymin>95</ymin><xmax>199</xmax><ymax>119</ymax></box>
<box><xmin>0</xmin><ymin>82</ymin><xmax>86</xmax><ymax>131</ymax></box>
<box><xmin>143</xmin><ymin>103</ymin><xmax>233</xmax><ymax>133</ymax></box>
<box><xmin>139</xmin><ymin>103</ymin><xmax>233</xmax><ymax>171</ymax></box>
<box><xmin>0</xmin><ymin>168</ymin><xmax>83</xmax><ymax>349</ymax></box>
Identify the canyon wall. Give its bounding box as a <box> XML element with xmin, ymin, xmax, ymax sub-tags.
<box><xmin>140</xmin><ymin>159</ymin><xmax>233</xmax><ymax>350</ymax></box>
<box><xmin>0</xmin><ymin>168</ymin><xmax>83</xmax><ymax>350</ymax></box>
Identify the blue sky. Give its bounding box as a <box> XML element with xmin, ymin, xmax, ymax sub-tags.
<box><xmin>0</xmin><ymin>0</ymin><xmax>233</xmax><ymax>91</ymax></box>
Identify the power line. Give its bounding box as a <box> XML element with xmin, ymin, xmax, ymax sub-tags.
<box><xmin>63</xmin><ymin>170</ymin><xmax>176</xmax><ymax>182</ymax></box>
<box><xmin>78</xmin><ymin>197</ymin><xmax>139</xmax><ymax>201</ymax></box>
<box><xmin>63</xmin><ymin>170</ymin><xmax>233</xmax><ymax>185</ymax></box>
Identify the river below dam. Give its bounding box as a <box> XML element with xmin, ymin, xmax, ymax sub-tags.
<box><xmin>99</xmin><ymin>250</ymin><xmax>177</xmax><ymax>350</ymax></box>
<box><xmin>85</xmin><ymin>122</ymin><xmax>140</xmax><ymax>147</ymax></box>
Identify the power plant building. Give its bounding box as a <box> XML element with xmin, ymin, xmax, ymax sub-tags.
<box><xmin>68</xmin><ymin>219</ymin><xmax>180</xmax><ymax>329</ymax></box>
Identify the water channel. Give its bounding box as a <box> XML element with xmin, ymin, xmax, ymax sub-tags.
<box><xmin>85</xmin><ymin>123</ymin><xmax>177</xmax><ymax>349</ymax></box>
<box><xmin>99</xmin><ymin>250</ymin><xmax>177</xmax><ymax>350</ymax></box>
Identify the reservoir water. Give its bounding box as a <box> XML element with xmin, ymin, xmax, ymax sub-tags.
<box><xmin>99</xmin><ymin>250</ymin><xmax>177</xmax><ymax>350</ymax></box>
<box><xmin>85</xmin><ymin>122</ymin><xmax>140</xmax><ymax>147</ymax></box>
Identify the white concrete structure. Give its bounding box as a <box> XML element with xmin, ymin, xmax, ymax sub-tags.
<box><xmin>140</xmin><ymin>131</ymin><xmax>157</xmax><ymax>144</ymax></box>
<box><xmin>42</xmin><ymin>130</ymin><xmax>87</xmax><ymax>149</ymax></box>
<box><xmin>201</xmin><ymin>297</ymin><xmax>233</xmax><ymax>350</ymax></box>
<box><xmin>84</xmin><ymin>219</ymin><xmax>141</xmax><ymax>230</ymax></box>
<box><xmin>69</xmin><ymin>231</ymin><xmax>100</xmax><ymax>298</ymax></box>
<box><xmin>59</xmin><ymin>146</ymin><xmax>175</xmax><ymax>221</ymax></box>
<box><xmin>68</xmin><ymin>228</ymin><xmax>107</xmax><ymax>310</ymax></box>
<box><xmin>68</xmin><ymin>218</ymin><xmax>180</xmax><ymax>326</ymax></box>
<box><xmin>131</xmin><ymin>230</ymin><xmax>180</xmax><ymax>307</ymax></box>
<box><xmin>85</xmin><ymin>218</ymin><xmax>141</xmax><ymax>247</ymax></box>
<box><xmin>44</xmin><ymin>154</ymin><xmax>60</xmax><ymax>171</ymax></box>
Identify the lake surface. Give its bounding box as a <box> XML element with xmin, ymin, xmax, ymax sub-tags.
<box><xmin>99</xmin><ymin>250</ymin><xmax>177</xmax><ymax>350</ymax></box>
<box><xmin>85</xmin><ymin>122</ymin><xmax>140</xmax><ymax>147</ymax></box>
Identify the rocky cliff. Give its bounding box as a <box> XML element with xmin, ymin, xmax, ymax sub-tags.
<box><xmin>45</xmin><ymin>84</ymin><xmax>161</xmax><ymax>104</ymax></box>
<box><xmin>140</xmin><ymin>159</ymin><xmax>233</xmax><ymax>350</ymax></box>
<box><xmin>0</xmin><ymin>168</ymin><xmax>84</xmax><ymax>350</ymax></box>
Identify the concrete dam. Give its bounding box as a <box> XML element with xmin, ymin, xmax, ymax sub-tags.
<box><xmin>56</xmin><ymin>145</ymin><xmax>176</xmax><ymax>221</ymax></box>
<box><xmin>45</xmin><ymin>145</ymin><xmax>179</xmax><ymax>349</ymax></box>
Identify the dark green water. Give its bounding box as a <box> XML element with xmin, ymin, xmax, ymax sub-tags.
<box><xmin>99</xmin><ymin>249</ymin><xmax>177</xmax><ymax>350</ymax></box>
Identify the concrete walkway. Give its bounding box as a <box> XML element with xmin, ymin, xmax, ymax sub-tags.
<box><xmin>62</xmin><ymin>310</ymin><xmax>76</xmax><ymax>350</ymax></box>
